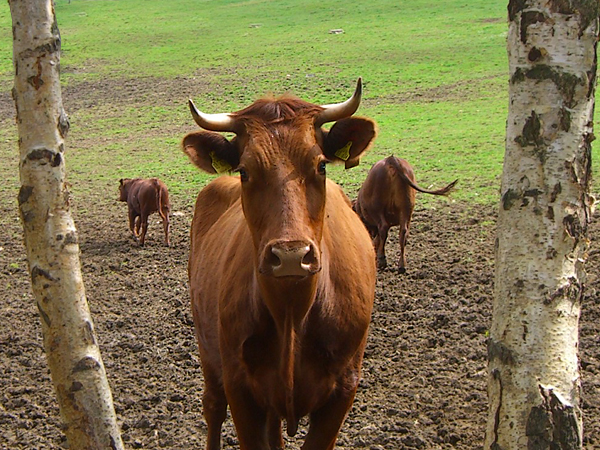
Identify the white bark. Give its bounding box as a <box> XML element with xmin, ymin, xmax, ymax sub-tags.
<box><xmin>485</xmin><ymin>1</ymin><xmax>597</xmax><ymax>449</ymax></box>
<box><xmin>10</xmin><ymin>1</ymin><xmax>124</xmax><ymax>448</ymax></box>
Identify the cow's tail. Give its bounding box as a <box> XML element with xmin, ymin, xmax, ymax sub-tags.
<box><xmin>281</xmin><ymin>309</ymin><xmax>298</xmax><ymax>437</ymax></box>
<box><xmin>154</xmin><ymin>179</ymin><xmax>168</xmax><ymax>221</ymax></box>
<box><xmin>388</xmin><ymin>156</ymin><xmax>458</xmax><ymax>196</ymax></box>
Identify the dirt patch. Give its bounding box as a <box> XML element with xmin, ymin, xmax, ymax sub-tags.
<box><xmin>1</xmin><ymin>195</ymin><xmax>599</xmax><ymax>449</ymax></box>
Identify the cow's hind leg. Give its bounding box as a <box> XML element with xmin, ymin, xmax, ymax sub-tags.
<box><xmin>203</xmin><ymin>370</ymin><xmax>228</xmax><ymax>450</ymax></box>
<box><xmin>160</xmin><ymin>208</ymin><xmax>170</xmax><ymax>247</ymax></box>
<box><xmin>397</xmin><ymin>221</ymin><xmax>410</xmax><ymax>274</ymax></box>
<box><xmin>128</xmin><ymin>209</ymin><xmax>139</xmax><ymax>240</ymax></box>
<box><xmin>138</xmin><ymin>213</ymin><xmax>149</xmax><ymax>246</ymax></box>
<box><xmin>375</xmin><ymin>222</ymin><xmax>389</xmax><ymax>270</ymax></box>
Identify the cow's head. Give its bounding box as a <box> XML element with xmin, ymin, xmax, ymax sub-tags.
<box><xmin>183</xmin><ymin>79</ymin><xmax>376</xmax><ymax>284</ymax></box>
<box><xmin>118</xmin><ymin>178</ymin><xmax>132</xmax><ymax>202</ymax></box>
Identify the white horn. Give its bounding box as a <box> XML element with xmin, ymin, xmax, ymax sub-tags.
<box><xmin>188</xmin><ymin>99</ymin><xmax>237</xmax><ymax>132</ymax></box>
<box><xmin>315</xmin><ymin>77</ymin><xmax>363</xmax><ymax>126</ymax></box>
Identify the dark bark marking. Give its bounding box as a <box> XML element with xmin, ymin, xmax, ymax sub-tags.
<box><xmin>559</xmin><ymin>107</ymin><xmax>571</xmax><ymax>132</ymax></box>
<box><xmin>508</xmin><ymin>0</ymin><xmax>527</xmax><ymax>22</ymax></box>
<box><xmin>36</xmin><ymin>301</ymin><xmax>51</xmax><ymax>327</ymax></box>
<box><xmin>524</xmin><ymin>188</ymin><xmax>544</xmax><ymax>198</ymax></box>
<box><xmin>546</xmin><ymin>276</ymin><xmax>583</xmax><ymax>305</ymax></box>
<box><xmin>550</xmin><ymin>183</ymin><xmax>562</xmax><ymax>203</ymax></box>
<box><xmin>18</xmin><ymin>185</ymin><xmax>33</xmax><ymax>206</ymax></box>
<box><xmin>72</xmin><ymin>356</ymin><xmax>101</xmax><ymax>373</ymax></box>
<box><xmin>528</xmin><ymin>47</ymin><xmax>543</xmax><ymax>62</ymax></box>
<box><xmin>515</xmin><ymin>111</ymin><xmax>543</xmax><ymax>146</ymax></box>
<box><xmin>521</xmin><ymin>11</ymin><xmax>547</xmax><ymax>44</ymax></box>
<box><xmin>563</xmin><ymin>214</ymin><xmax>583</xmax><ymax>239</ymax></box>
<box><xmin>502</xmin><ymin>188</ymin><xmax>521</xmax><ymax>210</ymax></box>
<box><xmin>511</xmin><ymin>66</ymin><xmax>585</xmax><ymax>108</ymax></box>
<box><xmin>64</xmin><ymin>231</ymin><xmax>78</xmax><ymax>245</ymax></box>
<box><xmin>546</xmin><ymin>246</ymin><xmax>557</xmax><ymax>259</ymax></box>
<box><xmin>31</xmin><ymin>266</ymin><xmax>57</xmax><ymax>284</ymax></box>
<box><xmin>27</xmin><ymin>58</ymin><xmax>44</xmax><ymax>90</ymax></box>
<box><xmin>549</xmin><ymin>0</ymin><xmax>600</xmax><ymax>36</ymax></box>
<box><xmin>488</xmin><ymin>339</ymin><xmax>516</xmax><ymax>365</ymax></box>
<box><xmin>490</xmin><ymin>368</ymin><xmax>504</xmax><ymax>450</ymax></box>
<box><xmin>26</xmin><ymin>148</ymin><xmax>62</xmax><ymax>167</ymax></box>
<box><xmin>83</xmin><ymin>321</ymin><xmax>97</xmax><ymax>346</ymax></box>
<box><xmin>527</xmin><ymin>386</ymin><xmax>581</xmax><ymax>449</ymax></box>
<box><xmin>70</xmin><ymin>381</ymin><xmax>83</xmax><ymax>392</ymax></box>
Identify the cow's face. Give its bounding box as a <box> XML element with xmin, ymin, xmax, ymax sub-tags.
<box><xmin>235</xmin><ymin>119</ymin><xmax>327</xmax><ymax>278</ymax></box>
<box><xmin>183</xmin><ymin>81</ymin><xmax>376</xmax><ymax>284</ymax></box>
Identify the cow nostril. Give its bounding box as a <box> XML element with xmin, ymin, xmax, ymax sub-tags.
<box><xmin>267</xmin><ymin>242</ymin><xmax>319</xmax><ymax>277</ymax></box>
<box><xmin>302</xmin><ymin>245</ymin><xmax>317</xmax><ymax>267</ymax></box>
<box><xmin>265</xmin><ymin>246</ymin><xmax>283</xmax><ymax>268</ymax></box>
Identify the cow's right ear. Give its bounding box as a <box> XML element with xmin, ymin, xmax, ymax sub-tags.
<box><xmin>182</xmin><ymin>131</ymin><xmax>240</xmax><ymax>174</ymax></box>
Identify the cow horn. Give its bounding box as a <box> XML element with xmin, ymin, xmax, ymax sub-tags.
<box><xmin>315</xmin><ymin>77</ymin><xmax>363</xmax><ymax>126</ymax></box>
<box><xmin>188</xmin><ymin>99</ymin><xmax>237</xmax><ymax>132</ymax></box>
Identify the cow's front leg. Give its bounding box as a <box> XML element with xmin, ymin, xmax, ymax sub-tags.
<box><xmin>267</xmin><ymin>410</ymin><xmax>284</xmax><ymax>450</ymax></box>
<box><xmin>225</xmin><ymin>383</ymin><xmax>270</xmax><ymax>450</ymax></box>
<box><xmin>301</xmin><ymin>386</ymin><xmax>357</xmax><ymax>450</ymax></box>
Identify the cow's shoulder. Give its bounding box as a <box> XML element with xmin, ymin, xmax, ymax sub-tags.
<box><xmin>190</xmin><ymin>176</ymin><xmax>242</xmax><ymax>254</ymax></box>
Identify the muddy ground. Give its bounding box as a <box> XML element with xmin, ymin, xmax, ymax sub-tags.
<box><xmin>0</xmin><ymin>77</ymin><xmax>599</xmax><ymax>449</ymax></box>
<box><xmin>1</xmin><ymin>197</ymin><xmax>600</xmax><ymax>449</ymax></box>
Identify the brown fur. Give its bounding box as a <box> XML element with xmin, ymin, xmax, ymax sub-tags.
<box><xmin>183</xmin><ymin>95</ymin><xmax>377</xmax><ymax>450</ymax></box>
<box><xmin>118</xmin><ymin>178</ymin><xmax>171</xmax><ymax>246</ymax></box>
<box><xmin>353</xmin><ymin>156</ymin><xmax>457</xmax><ymax>272</ymax></box>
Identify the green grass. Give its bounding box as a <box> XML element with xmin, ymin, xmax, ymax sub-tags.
<box><xmin>0</xmin><ymin>0</ymin><xmax>596</xmax><ymax>211</ymax></box>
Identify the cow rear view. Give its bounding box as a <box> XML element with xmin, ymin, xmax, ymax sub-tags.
<box><xmin>118</xmin><ymin>178</ymin><xmax>171</xmax><ymax>246</ymax></box>
<box><xmin>353</xmin><ymin>155</ymin><xmax>457</xmax><ymax>272</ymax></box>
<box><xmin>183</xmin><ymin>79</ymin><xmax>377</xmax><ymax>450</ymax></box>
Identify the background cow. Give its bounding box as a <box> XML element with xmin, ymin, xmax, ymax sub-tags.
<box><xmin>183</xmin><ymin>79</ymin><xmax>377</xmax><ymax>450</ymax></box>
<box><xmin>353</xmin><ymin>155</ymin><xmax>457</xmax><ymax>272</ymax></box>
<box><xmin>118</xmin><ymin>177</ymin><xmax>171</xmax><ymax>246</ymax></box>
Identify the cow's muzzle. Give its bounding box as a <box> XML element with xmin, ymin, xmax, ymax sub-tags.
<box><xmin>260</xmin><ymin>240</ymin><xmax>321</xmax><ymax>277</ymax></box>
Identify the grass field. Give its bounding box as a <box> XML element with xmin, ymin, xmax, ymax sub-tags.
<box><xmin>0</xmin><ymin>0</ymin><xmax>596</xmax><ymax>207</ymax></box>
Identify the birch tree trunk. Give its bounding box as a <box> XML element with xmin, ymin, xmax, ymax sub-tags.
<box><xmin>10</xmin><ymin>1</ymin><xmax>124</xmax><ymax>448</ymax></box>
<box><xmin>485</xmin><ymin>1</ymin><xmax>598</xmax><ymax>448</ymax></box>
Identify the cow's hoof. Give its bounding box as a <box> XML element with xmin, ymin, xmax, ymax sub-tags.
<box><xmin>376</xmin><ymin>257</ymin><xmax>387</xmax><ymax>270</ymax></box>
<box><xmin>397</xmin><ymin>266</ymin><xmax>406</xmax><ymax>275</ymax></box>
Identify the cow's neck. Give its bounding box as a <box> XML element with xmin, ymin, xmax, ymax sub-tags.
<box><xmin>256</xmin><ymin>273</ymin><xmax>319</xmax><ymax>436</ymax></box>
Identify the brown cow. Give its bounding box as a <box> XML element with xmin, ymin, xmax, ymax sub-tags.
<box><xmin>183</xmin><ymin>79</ymin><xmax>377</xmax><ymax>450</ymax></box>
<box><xmin>353</xmin><ymin>156</ymin><xmax>457</xmax><ymax>272</ymax></box>
<box><xmin>118</xmin><ymin>177</ymin><xmax>171</xmax><ymax>246</ymax></box>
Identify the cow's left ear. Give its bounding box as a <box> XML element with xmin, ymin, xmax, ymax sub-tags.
<box><xmin>182</xmin><ymin>131</ymin><xmax>240</xmax><ymax>174</ymax></box>
<box><xmin>322</xmin><ymin>117</ymin><xmax>377</xmax><ymax>169</ymax></box>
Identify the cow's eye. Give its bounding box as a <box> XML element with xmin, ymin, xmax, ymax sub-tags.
<box><xmin>237</xmin><ymin>168</ymin><xmax>249</xmax><ymax>182</ymax></box>
<box><xmin>318</xmin><ymin>160</ymin><xmax>328</xmax><ymax>176</ymax></box>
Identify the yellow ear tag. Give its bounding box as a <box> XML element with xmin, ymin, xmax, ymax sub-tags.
<box><xmin>335</xmin><ymin>141</ymin><xmax>352</xmax><ymax>161</ymax></box>
<box><xmin>209</xmin><ymin>151</ymin><xmax>232</xmax><ymax>174</ymax></box>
